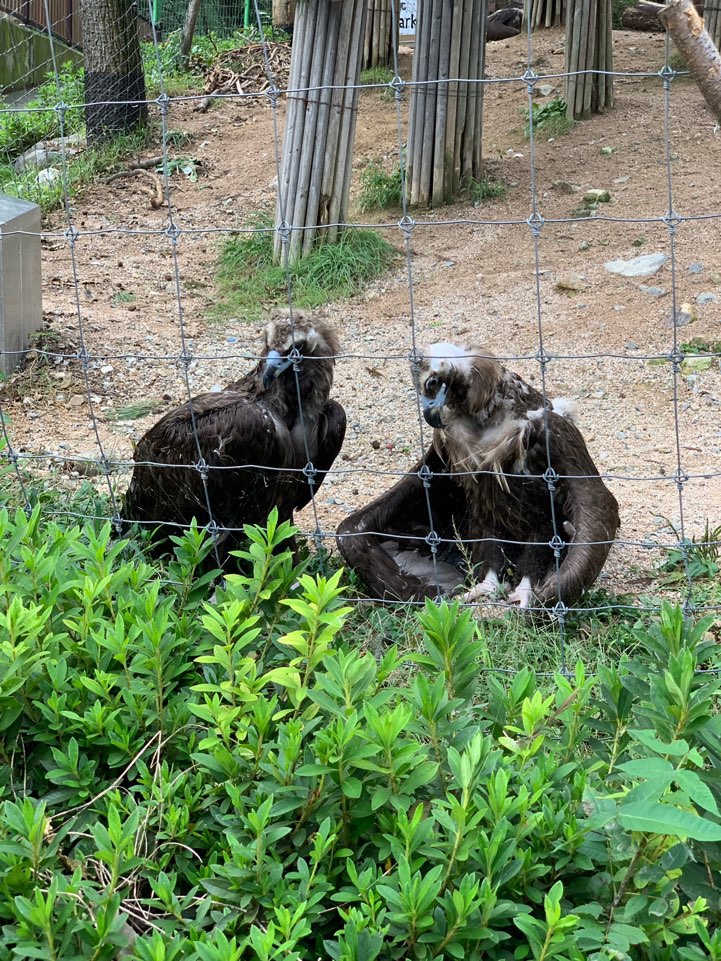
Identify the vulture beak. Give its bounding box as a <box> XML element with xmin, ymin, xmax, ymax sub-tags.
<box><xmin>263</xmin><ymin>349</ymin><xmax>294</xmax><ymax>388</ymax></box>
<box><xmin>422</xmin><ymin>382</ymin><xmax>448</xmax><ymax>429</ymax></box>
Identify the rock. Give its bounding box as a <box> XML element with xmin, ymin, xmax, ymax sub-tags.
<box><xmin>36</xmin><ymin>167</ymin><xmax>61</xmax><ymax>187</ymax></box>
<box><xmin>552</xmin><ymin>180</ymin><xmax>582</xmax><ymax>194</ymax></box>
<box><xmin>555</xmin><ymin>272</ymin><xmax>587</xmax><ymax>292</ymax></box>
<box><xmin>682</xmin><ymin>357</ymin><xmax>713</xmax><ymax>374</ymax></box>
<box><xmin>613</xmin><ymin>175</ymin><xmax>630</xmax><ymax>184</ymax></box>
<box><xmin>604</xmin><ymin>252</ymin><xmax>667</xmax><ymax>277</ymax></box>
<box><xmin>688</xmin><ymin>262</ymin><xmax>704</xmax><ymax>274</ymax></box>
<box><xmin>68</xmin><ymin>394</ymin><xmax>85</xmax><ymax>407</ymax></box>
<box><xmin>696</xmin><ymin>292</ymin><xmax>718</xmax><ymax>305</ymax></box>
<box><xmin>709</xmin><ymin>272</ymin><xmax>721</xmax><ymax>285</ymax></box>
<box><xmin>13</xmin><ymin>142</ymin><xmax>77</xmax><ymax>173</ymax></box>
<box><xmin>625</xmin><ymin>341</ymin><xmax>639</xmax><ymax>350</ymax></box>
<box><xmin>537</xmin><ymin>83</ymin><xmax>556</xmax><ymax>96</ymax></box>
<box><xmin>578</xmin><ymin>240</ymin><xmax>591</xmax><ymax>251</ymax></box>
<box><xmin>371</xmin><ymin>439</ymin><xmax>381</xmax><ymax>449</ymax></box>
<box><xmin>584</xmin><ymin>188</ymin><xmax>611</xmax><ymax>203</ymax></box>
<box><xmin>639</xmin><ymin>284</ymin><xmax>667</xmax><ymax>297</ymax></box>
<box><xmin>600</xmin><ymin>146</ymin><xmax>616</xmax><ymax>155</ymax></box>
<box><xmin>632</xmin><ymin>237</ymin><xmax>645</xmax><ymax>247</ymax></box>
<box><xmin>666</xmin><ymin>302</ymin><xmax>696</xmax><ymax>328</ymax></box>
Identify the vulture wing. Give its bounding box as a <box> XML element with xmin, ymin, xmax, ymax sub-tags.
<box><xmin>294</xmin><ymin>400</ymin><xmax>348</xmax><ymax>513</ymax></box>
<box><xmin>125</xmin><ymin>392</ymin><xmax>295</xmax><ymax>555</ymax></box>
<box><xmin>523</xmin><ymin>410</ymin><xmax>620</xmax><ymax>607</ymax></box>
<box><xmin>336</xmin><ymin>446</ymin><xmax>469</xmax><ymax>600</ymax></box>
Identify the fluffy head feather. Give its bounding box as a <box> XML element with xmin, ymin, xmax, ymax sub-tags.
<box><xmin>263</xmin><ymin>309</ymin><xmax>340</xmax><ymax>360</ymax></box>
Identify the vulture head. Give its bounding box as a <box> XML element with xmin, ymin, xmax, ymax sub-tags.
<box><xmin>417</xmin><ymin>342</ymin><xmax>505</xmax><ymax>429</ymax></box>
<box><xmin>260</xmin><ymin>310</ymin><xmax>340</xmax><ymax>404</ymax></box>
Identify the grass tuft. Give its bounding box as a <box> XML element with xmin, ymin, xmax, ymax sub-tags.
<box><xmin>466</xmin><ymin>174</ymin><xmax>508</xmax><ymax>204</ymax></box>
<box><xmin>359</xmin><ymin>160</ymin><xmax>403</xmax><ymax>212</ymax></box>
<box><xmin>215</xmin><ymin>215</ymin><xmax>398</xmax><ymax>319</ymax></box>
<box><xmin>523</xmin><ymin>98</ymin><xmax>575</xmax><ymax>140</ymax></box>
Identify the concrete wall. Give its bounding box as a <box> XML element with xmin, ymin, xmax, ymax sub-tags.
<box><xmin>0</xmin><ymin>14</ymin><xmax>81</xmax><ymax>94</ymax></box>
<box><xmin>0</xmin><ymin>194</ymin><xmax>42</xmax><ymax>377</ymax></box>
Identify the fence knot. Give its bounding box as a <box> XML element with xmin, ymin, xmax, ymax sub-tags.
<box><xmin>535</xmin><ymin>348</ymin><xmax>551</xmax><ymax>369</ymax></box>
<box><xmin>551</xmin><ymin>599</ymin><xmax>568</xmax><ymax>623</ymax></box>
<box><xmin>522</xmin><ymin>67</ymin><xmax>538</xmax><ymax>90</ymax></box>
<box><xmin>658</xmin><ymin>63</ymin><xmax>676</xmax><ymax>88</ymax></box>
<box><xmin>425</xmin><ymin>530</ymin><xmax>441</xmax><ymax>553</ymax></box>
<box><xmin>164</xmin><ymin>223</ymin><xmax>181</xmax><ymax>243</ymax></box>
<box><xmin>302</xmin><ymin>462</ymin><xmax>317</xmax><ymax>486</ymax></box>
<box><xmin>669</xmin><ymin>347</ymin><xmax>684</xmax><ymax>372</ymax></box>
<box><xmin>526</xmin><ymin>211</ymin><xmax>545</xmax><ymax>236</ymax></box>
<box><xmin>662</xmin><ymin>210</ymin><xmax>682</xmax><ymax>232</ymax></box>
<box><xmin>275</xmin><ymin>220</ymin><xmax>291</xmax><ymax>242</ymax></box>
<box><xmin>549</xmin><ymin>533</ymin><xmax>565</xmax><ymax>556</ymax></box>
<box><xmin>178</xmin><ymin>350</ymin><xmax>192</xmax><ymax>369</ymax></box>
<box><xmin>156</xmin><ymin>92</ymin><xmax>170</xmax><ymax>114</ymax></box>
<box><xmin>266</xmin><ymin>84</ymin><xmax>280</xmax><ymax>106</ymax></box>
<box><xmin>205</xmin><ymin>519</ymin><xmax>219</xmax><ymax>540</ymax></box>
<box><xmin>390</xmin><ymin>75</ymin><xmax>405</xmax><ymax>99</ymax></box>
<box><xmin>77</xmin><ymin>346</ymin><xmax>90</xmax><ymax>365</ymax></box>
<box><xmin>543</xmin><ymin>467</ymin><xmax>559</xmax><ymax>490</ymax></box>
<box><xmin>63</xmin><ymin>225</ymin><xmax>79</xmax><ymax>246</ymax></box>
<box><xmin>398</xmin><ymin>214</ymin><xmax>416</xmax><ymax>236</ymax></box>
<box><xmin>673</xmin><ymin>467</ymin><xmax>689</xmax><ymax>492</ymax></box>
<box><xmin>111</xmin><ymin>511</ymin><xmax>124</xmax><ymax>535</ymax></box>
<box><xmin>418</xmin><ymin>464</ymin><xmax>433</xmax><ymax>488</ymax></box>
<box><xmin>194</xmin><ymin>457</ymin><xmax>209</xmax><ymax>482</ymax></box>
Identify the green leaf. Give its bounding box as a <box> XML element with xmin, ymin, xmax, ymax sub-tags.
<box><xmin>630</xmin><ymin>730</ymin><xmax>690</xmax><ymax>757</ymax></box>
<box><xmin>618</xmin><ymin>802</ymin><xmax>721</xmax><ymax>841</ymax></box>
<box><xmin>341</xmin><ymin>776</ymin><xmax>362</xmax><ymax>799</ymax></box>
<box><xmin>617</xmin><ymin>758</ymin><xmax>675</xmax><ymax>778</ymax></box>
<box><xmin>674</xmin><ymin>770</ymin><xmax>720</xmax><ymax>815</ymax></box>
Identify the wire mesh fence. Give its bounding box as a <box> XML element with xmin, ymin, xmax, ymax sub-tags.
<box><xmin>0</xmin><ymin>0</ymin><xmax>720</xmax><ymax>669</ymax></box>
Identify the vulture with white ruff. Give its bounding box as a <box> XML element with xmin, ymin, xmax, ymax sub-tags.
<box><xmin>337</xmin><ymin>342</ymin><xmax>619</xmax><ymax>610</ymax></box>
<box><xmin>124</xmin><ymin>311</ymin><xmax>346</xmax><ymax>565</ymax></box>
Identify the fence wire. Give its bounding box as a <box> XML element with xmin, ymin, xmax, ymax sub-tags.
<box><xmin>1</xmin><ymin>0</ymin><xmax>720</xmax><ymax>673</ymax></box>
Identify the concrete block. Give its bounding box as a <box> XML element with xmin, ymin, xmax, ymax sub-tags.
<box><xmin>0</xmin><ymin>194</ymin><xmax>42</xmax><ymax>377</ymax></box>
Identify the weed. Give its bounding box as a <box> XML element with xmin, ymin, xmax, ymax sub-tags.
<box><xmin>106</xmin><ymin>399</ymin><xmax>165</xmax><ymax>421</ymax></box>
<box><xmin>657</xmin><ymin>518</ymin><xmax>721</xmax><ymax>584</ymax></box>
<box><xmin>215</xmin><ymin>215</ymin><xmax>397</xmax><ymax>319</ymax></box>
<box><xmin>359</xmin><ymin>159</ymin><xmax>403</xmax><ymax>212</ymax></box>
<box><xmin>466</xmin><ymin>173</ymin><xmax>508</xmax><ymax>204</ymax></box>
<box><xmin>680</xmin><ymin>336</ymin><xmax>721</xmax><ymax>355</ymax></box>
<box><xmin>523</xmin><ymin>98</ymin><xmax>574</xmax><ymax>140</ymax></box>
<box><xmin>360</xmin><ymin>66</ymin><xmax>395</xmax><ymax>86</ymax></box>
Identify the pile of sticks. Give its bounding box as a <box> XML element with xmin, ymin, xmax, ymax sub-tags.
<box><xmin>200</xmin><ymin>42</ymin><xmax>292</xmax><ymax>98</ymax></box>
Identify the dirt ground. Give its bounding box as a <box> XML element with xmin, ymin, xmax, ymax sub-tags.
<box><xmin>3</xmin><ymin>26</ymin><xmax>721</xmax><ymax>603</ymax></box>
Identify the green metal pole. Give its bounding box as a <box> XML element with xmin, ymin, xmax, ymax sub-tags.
<box><xmin>244</xmin><ymin>0</ymin><xmax>251</xmax><ymax>29</ymax></box>
<box><xmin>152</xmin><ymin>0</ymin><xmax>161</xmax><ymax>26</ymax></box>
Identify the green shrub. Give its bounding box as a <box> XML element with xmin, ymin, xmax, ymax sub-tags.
<box><xmin>523</xmin><ymin>98</ymin><xmax>574</xmax><ymax>140</ymax></box>
<box><xmin>0</xmin><ymin>504</ymin><xmax>721</xmax><ymax>959</ymax></box>
<box><xmin>0</xmin><ymin>64</ymin><xmax>85</xmax><ymax>166</ymax></box>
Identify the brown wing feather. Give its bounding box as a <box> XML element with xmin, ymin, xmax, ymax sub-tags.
<box><xmin>523</xmin><ymin>411</ymin><xmax>620</xmax><ymax>607</ymax></box>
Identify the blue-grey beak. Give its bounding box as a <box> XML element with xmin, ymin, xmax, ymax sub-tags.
<box><xmin>422</xmin><ymin>382</ymin><xmax>448</xmax><ymax>429</ymax></box>
<box><xmin>263</xmin><ymin>349</ymin><xmax>294</xmax><ymax>388</ymax></box>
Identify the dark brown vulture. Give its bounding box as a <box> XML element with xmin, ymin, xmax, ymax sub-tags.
<box><xmin>487</xmin><ymin>6</ymin><xmax>523</xmax><ymax>41</ymax></box>
<box><xmin>337</xmin><ymin>341</ymin><xmax>620</xmax><ymax>611</ymax></box>
<box><xmin>124</xmin><ymin>311</ymin><xmax>346</xmax><ymax>564</ymax></box>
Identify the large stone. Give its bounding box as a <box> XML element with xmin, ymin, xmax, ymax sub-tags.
<box><xmin>604</xmin><ymin>252</ymin><xmax>667</xmax><ymax>278</ymax></box>
<box><xmin>0</xmin><ymin>195</ymin><xmax>42</xmax><ymax>377</ymax></box>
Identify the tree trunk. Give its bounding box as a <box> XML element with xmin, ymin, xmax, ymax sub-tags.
<box><xmin>363</xmin><ymin>0</ymin><xmax>397</xmax><ymax>69</ymax></box>
<box><xmin>274</xmin><ymin>0</ymin><xmax>368</xmax><ymax>265</ymax></box>
<box><xmin>273</xmin><ymin>0</ymin><xmax>297</xmax><ymax>32</ymax></box>
<box><xmin>564</xmin><ymin>0</ymin><xmax>613</xmax><ymax>120</ymax></box>
<box><xmin>180</xmin><ymin>0</ymin><xmax>203</xmax><ymax>63</ymax></box>
<box><xmin>407</xmin><ymin>0</ymin><xmax>488</xmax><ymax>207</ymax></box>
<box><xmin>660</xmin><ymin>0</ymin><xmax>721</xmax><ymax>122</ymax></box>
<box><xmin>78</xmin><ymin>0</ymin><xmax>147</xmax><ymax>144</ymax></box>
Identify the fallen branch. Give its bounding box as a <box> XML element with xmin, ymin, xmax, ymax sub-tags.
<box><xmin>105</xmin><ymin>168</ymin><xmax>165</xmax><ymax>209</ymax></box>
<box><xmin>658</xmin><ymin>0</ymin><xmax>721</xmax><ymax>123</ymax></box>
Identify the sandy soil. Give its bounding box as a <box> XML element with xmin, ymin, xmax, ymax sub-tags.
<box><xmin>3</xmin><ymin>27</ymin><xmax>720</xmax><ymax>602</ymax></box>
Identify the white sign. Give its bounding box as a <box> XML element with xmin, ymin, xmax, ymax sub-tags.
<box><xmin>399</xmin><ymin>0</ymin><xmax>417</xmax><ymax>34</ymax></box>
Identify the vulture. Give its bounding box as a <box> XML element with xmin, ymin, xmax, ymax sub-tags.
<box><xmin>337</xmin><ymin>341</ymin><xmax>620</xmax><ymax>611</ymax></box>
<box><xmin>487</xmin><ymin>5</ymin><xmax>523</xmax><ymax>41</ymax></box>
<box><xmin>124</xmin><ymin>311</ymin><xmax>346</xmax><ymax>565</ymax></box>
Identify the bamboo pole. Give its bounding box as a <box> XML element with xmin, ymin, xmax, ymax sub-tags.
<box><xmin>329</xmin><ymin>0</ymin><xmax>368</xmax><ymax>238</ymax></box>
<box><xmin>408</xmin><ymin>0</ymin><xmax>433</xmax><ymax>204</ymax></box>
<box><xmin>275</xmin><ymin>4</ymin><xmax>308</xmax><ymax>261</ymax></box>
<box><xmin>290</xmin><ymin>0</ymin><xmax>331</xmax><ymax>263</ymax></box>
<box><xmin>582</xmin><ymin>0</ymin><xmax>597</xmax><ymax>116</ymax></box>
<box><xmin>444</xmin><ymin>0</ymin><xmax>465</xmax><ymax>198</ymax></box>
<box><xmin>564</xmin><ymin>0</ymin><xmax>583</xmax><ymax>119</ymax></box>
<box><xmin>432</xmin><ymin>0</ymin><xmax>453</xmax><ymax>206</ymax></box>
<box><xmin>463</xmin><ymin>0</ymin><xmax>483</xmax><ymax>179</ymax></box>
<box><xmin>453</xmin><ymin>0</ymin><xmax>472</xmax><ymax>178</ymax></box>
<box><xmin>417</xmin><ymin>0</ymin><xmax>444</xmax><ymax>204</ymax></box>
<box><xmin>473</xmin><ymin>0</ymin><xmax>487</xmax><ymax>175</ymax></box>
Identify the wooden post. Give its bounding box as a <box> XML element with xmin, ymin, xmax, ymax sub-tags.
<box><xmin>407</xmin><ymin>0</ymin><xmax>487</xmax><ymax>207</ymax></box>
<box><xmin>527</xmin><ymin>0</ymin><xmax>565</xmax><ymax>30</ymax></box>
<box><xmin>274</xmin><ymin>0</ymin><xmax>368</xmax><ymax>264</ymax></box>
<box><xmin>363</xmin><ymin>0</ymin><xmax>398</xmax><ymax>69</ymax></box>
<box><xmin>180</xmin><ymin>0</ymin><xmax>203</xmax><ymax>64</ymax></box>
<box><xmin>659</xmin><ymin>0</ymin><xmax>721</xmax><ymax>122</ymax></box>
<box><xmin>564</xmin><ymin>0</ymin><xmax>613</xmax><ymax>119</ymax></box>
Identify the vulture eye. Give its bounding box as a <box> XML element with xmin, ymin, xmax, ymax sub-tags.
<box><xmin>425</xmin><ymin>375</ymin><xmax>439</xmax><ymax>394</ymax></box>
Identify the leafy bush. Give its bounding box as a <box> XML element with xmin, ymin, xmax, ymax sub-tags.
<box><xmin>0</xmin><ymin>64</ymin><xmax>85</xmax><ymax>166</ymax></box>
<box><xmin>523</xmin><ymin>98</ymin><xmax>574</xmax><ymax>140</ymax></box>
<box><xmin>1</xmin><ymin>506</ymin><xmax>721</xmax><ymax>959</ymax></box>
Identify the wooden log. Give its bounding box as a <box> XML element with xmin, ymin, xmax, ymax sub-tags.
<box><xmin>565</xmin><ymin>0</ymin><xmax>583</xmax><ymax>120</ymax></box>
<box><xmin>417</xmin><ymin>0</ymin><xmax>444</xmax><ymax>205</ymax></box>
<box><xmin>407</xmin><ymin>0</ymin><xmax>431</xmax><ymax>203</ymax></box>
<box><xmin>621</xmin><ymin>3</ymin><xmax>665</xmax><ymax>31</ymax></box>
<box><xmin>659</xmin><ymin>0</ymin><xmax>721</xmax><ymax>123</ymax></box>
<box><xmin>582</xmin><ymin>0</ymin><xmax>597</xmax><ymax>116</ymax></box>
<box><xmin>463</xmin><ymin>0</ymin><xmax>483</xmax><ymax>179</ymax></box>
<box><xmin>432</xmin><ymin>0</ymin><xmax>454</xmax><ymax>206</ymax></box>
<box><xmin>290</xmin><ymin>0</ymin><xmax>331</xmax><ymax>262</ymax></box>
